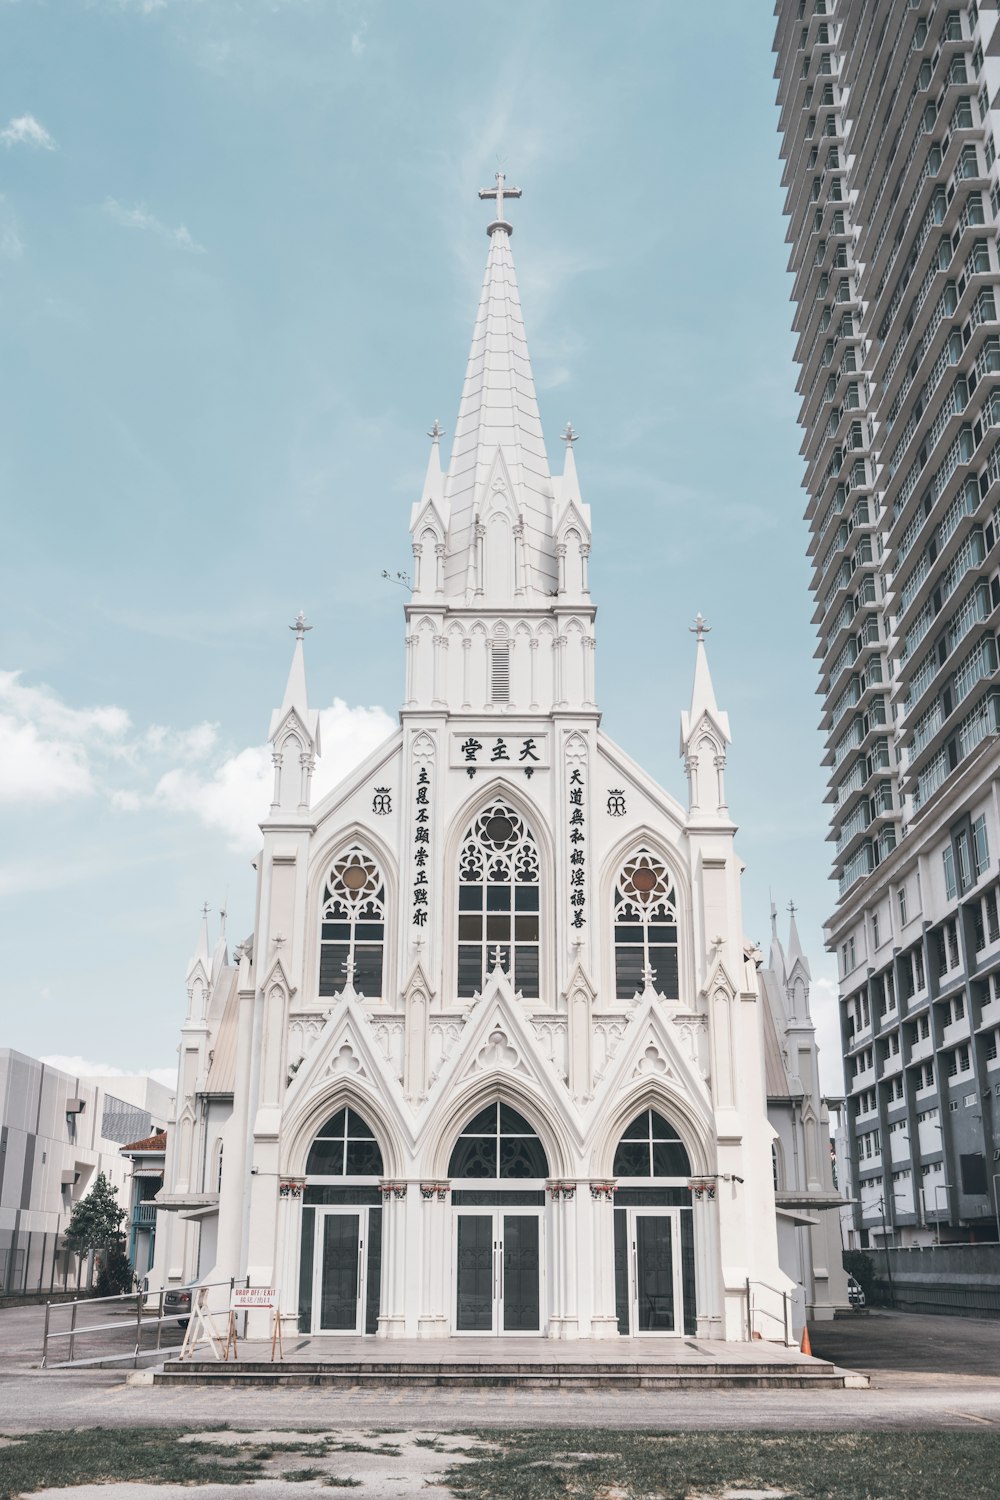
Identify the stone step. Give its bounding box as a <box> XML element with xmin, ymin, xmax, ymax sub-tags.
<box><xmin>155</xmin><ymin>1360</ymin><xmax>845</xmax><ymax>1390</ymax></box>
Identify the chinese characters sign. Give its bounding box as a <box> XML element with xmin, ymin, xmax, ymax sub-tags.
<box><xmin>450</xmin><ymin>733</ymin><xmax>549</xmax><ymax>777</ymax></box>
<box><xmin>412</xmin><ymin>765</ymin><xmax>430</xmax><ymax>927</ymax></box>
<box><xmin>568</xmin><ymin>768</ymin><xmax>586</xmax><ymax>930</ymax></box>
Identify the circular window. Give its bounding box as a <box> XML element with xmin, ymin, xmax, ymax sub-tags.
<box><xmin>484</xmin><ymin>814</ymin><xmax>514</xmax><ymax>847</ymax></box>
<box><xmin>341</xmin><ymin>866</ymin><xmax>368</xmax><ymax>891</ymax></box>
<box><xmin>631</xmin><ymin>867</ymin><xmax>658</xmax><ymax>894</ymax></box>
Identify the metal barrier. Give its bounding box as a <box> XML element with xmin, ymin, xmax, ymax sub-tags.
<box><xmin>41</xmin><ymin>1278</ymin><xmax>243</xmax><ymax>1370</ymax></box>
<box><xmin>745</xmin><ymin>1277</ymin><xmax>795</xmax><ymax>1346</ymax></box>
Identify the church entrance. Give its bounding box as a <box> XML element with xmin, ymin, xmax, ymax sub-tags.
<box><xmin>448</xmin><ymin>1102</ymin><xmax>549</xmax><ymax>1337</ymax></box>
<box><xmin>454</xmin><ymin>1207</ymin><xmax>543</xmax><ymax>1334</ymax></box>
<box><xmin>617</xmin><ymin>1208</ymin><xmax>684</xmax><ymax>1334</ymax></box>
<box><xmin>312</xmin><ymin>1206</ymin><xmax>381</xmax><ymax>1334</ymax></box>
<box><xmin>612</xmin><ymin>1109</ymin><xmax>697</xmax><ymax>1337</ymax></box>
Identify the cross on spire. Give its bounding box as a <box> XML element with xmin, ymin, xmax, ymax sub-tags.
<box><xmin>428</xmin><ymin>419</ymin><xmax>445</xmax><ymax>443</ymax></box>
<box><xmin>787</xmin><ymin>899</ymin><xmax>798</xmax><ymax>918</ymax></box>
<box><xmin>200</xmin><ymin>901</ymin><xmax>210</xmax><ymax>920</ymax></box>
<box><xmin>478</xmin><ymin>169</ymin><xmax>522</xmax><ymax>235</ymax></box>
<box><xmin>290</xmin><ymin>610</ymin><xmax>312</xmax><ymax>640</ymax></box>
<box><xmin>561</xmin><ymin>422</ymin><xmax>579</xmax><ymax>445</ymax></box>
<box><xmin>690</xmin><ymin>612</ymin><xmax>711</xmax><ymax>641</ymax></box>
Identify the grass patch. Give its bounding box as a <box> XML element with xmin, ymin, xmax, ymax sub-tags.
<box><xmin>0</xmin><ymin>1428</ymin><xmax>264</xmax><ymax>1497</ymax></box>
<box><xmin>443</xmin><ymin>1428</ymin><xmax>1000</xmax><ymax>1500</ymax></box>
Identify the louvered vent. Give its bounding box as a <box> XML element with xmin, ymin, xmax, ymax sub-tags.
<box><xmin>491</xmin><ymin>643</ymin><xmax>510</xmax><ymax>703</ymax></box>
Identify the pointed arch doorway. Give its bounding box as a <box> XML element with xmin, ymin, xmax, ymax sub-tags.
<box><xmin>612</xmin><ymin>1108</ymin><xmax>697</xmax><ymax>1337</ymax></box>
<box><xmin>298</xmin><ymin>1107</ymin><xmax>384</xmax><ymax>1335</ymax></box>
<box><xmin>449</xmin><ymin>1102</ymin><xmax>548</xmax><ymax>1335</ymax></box>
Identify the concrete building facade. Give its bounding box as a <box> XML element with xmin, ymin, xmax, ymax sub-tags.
<box><xmin>774</xmin><ymin>0</ymin><xmax>1000</xmax><ymax>1245</ymax></box>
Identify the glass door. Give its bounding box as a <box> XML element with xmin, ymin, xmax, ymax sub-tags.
<box><xmin>630</xmin><ymin>1209</ymin><xmax>683</xmax><ymax>1335</ymax></box>
<box><xmin>314</xmin><ymin>1208</ymin><xmax>367</xmax><ymax>1333</ymax></box>
<box><xmin>454</xmin><ymin>1210</ymin><xmax>542</xmax><ymax>1335</ymax></box>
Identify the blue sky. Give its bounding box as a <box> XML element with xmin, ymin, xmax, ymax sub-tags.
<box><xmin>0</xmin><ymin>1</ymin><xmax>842</xmax><ymax>1088</ymax></box>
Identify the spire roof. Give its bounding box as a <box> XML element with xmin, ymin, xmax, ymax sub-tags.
<box><xmin>679</xmin><ymin>615</ymin><xmax>731</xmax><ymax>749</ymax></box>
<box><xmin>768</xmin><ymin>902</ymin><xmax>787</xmax><ymax>984</ymax></box>
<box><xmin>186</xmin><ymin>902</ymin><xmax>211</xmax><ymax>981</ymax></box>
<box><xmin>786</xmin><ymin>902</ymin><xmax>810</xmax><ymax>978</ymax></box>
<box><xmin>441</xmin><ymin>177</ymin><xmax>557</xmax><ymax>598</ymax></box>
<box><xmin>269</xmin><ymin>613</ymin><xmax>321</xmax><ymax>748</ymax></box>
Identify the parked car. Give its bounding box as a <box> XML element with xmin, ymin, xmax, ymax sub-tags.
<box><xmin>847</xmin><ymin>1274</ymin><xmax>866</xmax><ymax>1308</ymax></box>
<box><xmin>161</xmin><ymin>1281</ymin><xmax>199</xmax><ymax>1329</ymax></box>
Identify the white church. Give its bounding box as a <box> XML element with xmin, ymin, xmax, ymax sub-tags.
<box><xmin>153</xmin><ymin>178</ymin><xmax>802</xmax><ymax>1343</ymax></box>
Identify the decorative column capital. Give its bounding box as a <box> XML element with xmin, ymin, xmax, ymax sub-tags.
<box><xmin>380</xmin><ymin>1180</ymin><xmax>408</xmax><ymax>1201</ymax></box>
<box><xmin>278</xmin><ymin>1179</ymin><xmax>305</xmax><ymax>1199</ymax></box>
<box><xmin>588</xmin><ymin>1181</ymin><xmax>616</xmax><ymax>1202</ymax></box>
<box><xmin>546</xmin><ymin>1180</ymin><xmax>577</xmax><ymax>1202</ymax></box>
<box><xmin>419</xmin><ymin>1181</ymin><xmax>450</xmax><ymax>1202</ymax></box>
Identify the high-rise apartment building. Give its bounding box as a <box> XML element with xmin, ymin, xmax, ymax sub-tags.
<box><xmin>774</xmin><ymin>1</ymin><xmax>1000</xmax><ymax>1247</ymax></box>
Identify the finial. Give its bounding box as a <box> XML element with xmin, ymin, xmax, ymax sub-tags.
<box><xmin>690</xmin><ymin>612</ymin><xmax>711</xmax><ymax>641</ymax></box>
<box><xmin>641</xmin><ymin>961</ymin><xmax>657</xmax><ymax>990</ymax></box>
<box><xmin>490</xmin><ymin>944</ymin><xmax>506</xmax><ymax>973</ymax></box>
<box><xmin>561</xmin><ymin>422</ymin><xmax>579</xmax><ymax>445</ymax></box>
<box><xmin>343</xmin><ymin>955</ymin><xmax>356</xmax><ymax>982</ymax></box>
<box><xmin>219</xmin><ymin>906</ymin><xmax>227</xmax><ymax>936</ymax></box>
<box><xmin>787</xmin><ymin>899</ymin><xmax>798</xmax><ymax>918</ymax></box>
<box><xmin>200</xmin><ymin>901</ymin><xmax>210</xmax><ymax>920</ymax></box>
<box><xmin>428</xmin><ymin>419</ymin><xmax>445</xmax><ymax>443</ymax></box>
<box><xmin>478</xmin><ymin>169</ymin><xmax>522</xmax><ymax>235</ymax></box>
<box><xmin>290</xmin><ymin>610</ymin><xmax>312</xmax><ymax>640</ymax></box>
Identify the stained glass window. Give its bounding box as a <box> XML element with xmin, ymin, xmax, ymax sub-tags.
<box><xmin>319</xmin><ymin>848</ymin><xmax>386</xmax><ymax>999</ymax></box>
<box><xmin>457</xmin><ymin>804</ymin><xmax>540</xmax><ymax>998</ymax></box>
<box><xmin>448</xmin><ymin>1102</ymin><xmax>549</xmax><ymax>1179</ymax></box>
<box><xmin>613</xmin><ymin>850</ymin><xmax>679</xmax><ymax>1000</ymax></box>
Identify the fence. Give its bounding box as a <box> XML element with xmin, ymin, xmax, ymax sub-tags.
<box><xmin>0</xmin><ymin>1230</ymin><xmax>94</xmax><ymax>1300</ymax></box>
<box><xmin>744</xmin><ymin>1278</ymin><xmax>795</xmax><ymax>1345</ymax></box>
<box><xmin>41</xmin><ymin>1279</ymin><xmax>244</xmax><ymax>1370</ymax></box>
<box><xmin>871</xmin><ymin>1242</ymin><xmax>1000</xmax><ymax>1319</ymax></box>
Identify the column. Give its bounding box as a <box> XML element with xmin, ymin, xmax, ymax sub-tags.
<box><xmin>376</xmin><ymin>1182</ymin><xmax>408</xmax><ymax>1338</ymax></box>
<box><xmin>587</xmin><ymin>1182</ymin><xmax>620</xmax><ymax>1338</ymax></box>
<box><xmin>417</xmin><ymin>1182</ymin><xmax>451</xmax><ymax>1336</ymax></box>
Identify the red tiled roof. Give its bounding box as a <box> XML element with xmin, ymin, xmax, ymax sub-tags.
<box><xmin>121</xmin><ymin>1131</ymin><xmax>167</xmax><ymax>1153</ymax></box>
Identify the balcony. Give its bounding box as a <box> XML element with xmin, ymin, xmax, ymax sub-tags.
<box><xmin>132</xmin><ymin>1202</ymin><xmax>158</xmax><ymax>1227</ymax></box>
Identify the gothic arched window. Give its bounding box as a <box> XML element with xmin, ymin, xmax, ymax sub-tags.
<box><xmin>319</xmin><ymin>848</ymin><xmax>386</xmax><ymax>999</ymax></box>
<box><xmin>448</xmin><ymin>1102</ymin><xmax>549</xmax><ymax>1179</ymax></box>
<box><xmin>613</xmin><ymin>851</ymin><xmax>679</xmax><ymax>1000</ymax></box>
<box><xmin>306</xmin><ymin>1107</ymin><xmax>384</xmax><ymax>1176</ymax></box>
<box><xmin>613</xmin><ymin>1109</ymin><xmax>691</xmax><ymax>1178</ymax></box>
<box><xmin>457</xmin><ymin>803</ymin><xmax>540</xmax><ymax>998</ymax></box>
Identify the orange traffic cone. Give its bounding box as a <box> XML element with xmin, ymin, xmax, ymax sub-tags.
<box><xmin>800</xmin><ymin>1322</ymin><xmax>812</xmax><ymax>1357</ymax></box>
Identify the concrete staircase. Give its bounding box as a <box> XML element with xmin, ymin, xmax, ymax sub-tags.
<box><xmin>155</xmin><ymin>1355</ymin><xmax>851</xmax><ymax>1390</ymax></box>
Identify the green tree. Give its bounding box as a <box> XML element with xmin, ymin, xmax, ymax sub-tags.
<box><xmin>95</xmin><ymin>1239</ymin><xmax>134</xmax><ymax>1296</ymax></box>
<box><xmin>63</xmin><ymin>1172</ymin><xmax>127</xmax><ymax>1259</ymax></box>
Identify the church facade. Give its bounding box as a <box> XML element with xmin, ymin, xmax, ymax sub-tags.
<box><xmin>153</xmin><ymin>180</ymin><xmax>790</xmax><ymax>1343</ymax></box>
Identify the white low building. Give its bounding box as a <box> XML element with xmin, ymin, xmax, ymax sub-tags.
<box><xmin>152</xmin><ymin>181</ymin><xmax>793</xmax><ymax>1343</ymax></box>
<box><xmin>758</xmin><ymin>910</ymin><xmax>850</xmax><ymax>1322</ymax></box>
<box><xmin>0</xmin><ymin>1050</ymin><xmax>172</xmax><ymax>1296</ymax></box>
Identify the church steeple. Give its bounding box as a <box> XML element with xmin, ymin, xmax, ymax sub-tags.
<box><xmin>268</xmin><ymin>613</ymin><xmax>320</xmax><ymax>813</ymax></box>
<box><xmin>680</xmin><ymin>614</ymin><xmax>732</xmax><ymax>818</ymax></box>
<box><xmin>438</xmin><ymin>174</ymin><xmax>558</xmax><ymax>603</ymax></box>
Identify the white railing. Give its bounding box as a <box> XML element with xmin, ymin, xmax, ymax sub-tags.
<box><xmin>41</xmin><ymin>1277</ymin><xmax>246</xmax><ymax>1370</ymax></box>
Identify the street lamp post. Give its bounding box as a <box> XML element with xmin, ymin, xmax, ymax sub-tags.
<box><xmin>877</xmin><ymin>1195</ymin><xmax>895</xmax><ymax>1306</ymax></box>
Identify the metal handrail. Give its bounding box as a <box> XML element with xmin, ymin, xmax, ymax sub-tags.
<box><xmin>745</xmin><ymin>1277</ymin><xmax>795</xmax><ymax>1347</ymax></box>
<box><xmin>41</xmin><ymin>1277</ymin><xmax>242</xmax><ymax>1370</ymax></box>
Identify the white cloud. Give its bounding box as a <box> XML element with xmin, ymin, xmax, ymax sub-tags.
<box><xmin>40</xmin><ymin>1054</ymin><xmax>175</xmax><ymax>1091</ymax></box>
<box><xmin>1</xmin><ymin>114</ymin><xmax>56</xmax><ymax>150</ymax></box>
<box><xmin>103</xmin><ymin>197</ymin><xmax>205</xmax><ymax>254</ymax></box>
<box><xmin>0</xmin><ymin>670</ymin><xmax>131</xmax><ymax>804</ymax></box>
<box><xmin>147</xmin><ymin>698</ymin><xmax>395</xmax><ymax>850</ymax></box>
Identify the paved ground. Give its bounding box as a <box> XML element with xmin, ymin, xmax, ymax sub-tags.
<box><xmin>0</xmin><ymin>1303</ymin><xmax>998</xmax><ymax>1435</ymax></box>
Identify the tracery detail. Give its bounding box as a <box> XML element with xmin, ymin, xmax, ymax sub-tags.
<box><xmin>613</xmin><ymin>850</ymin><xmax>679</xmax><ymax>1000</ymax></box>
<box><xmin>457</xmin><ymin>803</ymin><xmax>540</xmax><ymax>998</ymax></box>
<box><xmin>319</xmin><ymin>848</ymin><xmax>386</xmax><ymax>999</ymax></box>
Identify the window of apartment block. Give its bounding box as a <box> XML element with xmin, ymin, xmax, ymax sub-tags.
<box><xmin>944</xmin><ymin>844</ymin><xmax>958</xmax><ymax>900</ymax></box>
<box><xmin>898</xmin><ymin>886</ymin><xmax>908</xmax><ymax>925</ymax></box>
<box><xmin>957</xmin><ymin>830</ymin><xmax>973</xmax><ymax>893</ymax></box>
<box><xmin>973</xmin><ymin>815</ymin><xmax>990</xmax><ymax>878</ymax></box>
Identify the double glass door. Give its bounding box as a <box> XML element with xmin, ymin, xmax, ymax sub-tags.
<box><xmin>312</xmin><ymin>1206</ymin><xmax>380</xmax><ymax>1334</ymax></box>
<box><xmin>455</xmin><ymin>1210</ymin><xmax>542</xmax><ymax>1334</ymax></box>
<box><xmin>622</xmin><ymin>1208</ymin><xmax>683</xmax><ymax>1335</ymax></box>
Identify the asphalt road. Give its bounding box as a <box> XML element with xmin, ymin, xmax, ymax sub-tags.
<box><xmin>1</xmin><ymin>1304</ymin><xmax>999</xmax><ymax>1433</ymax></box>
